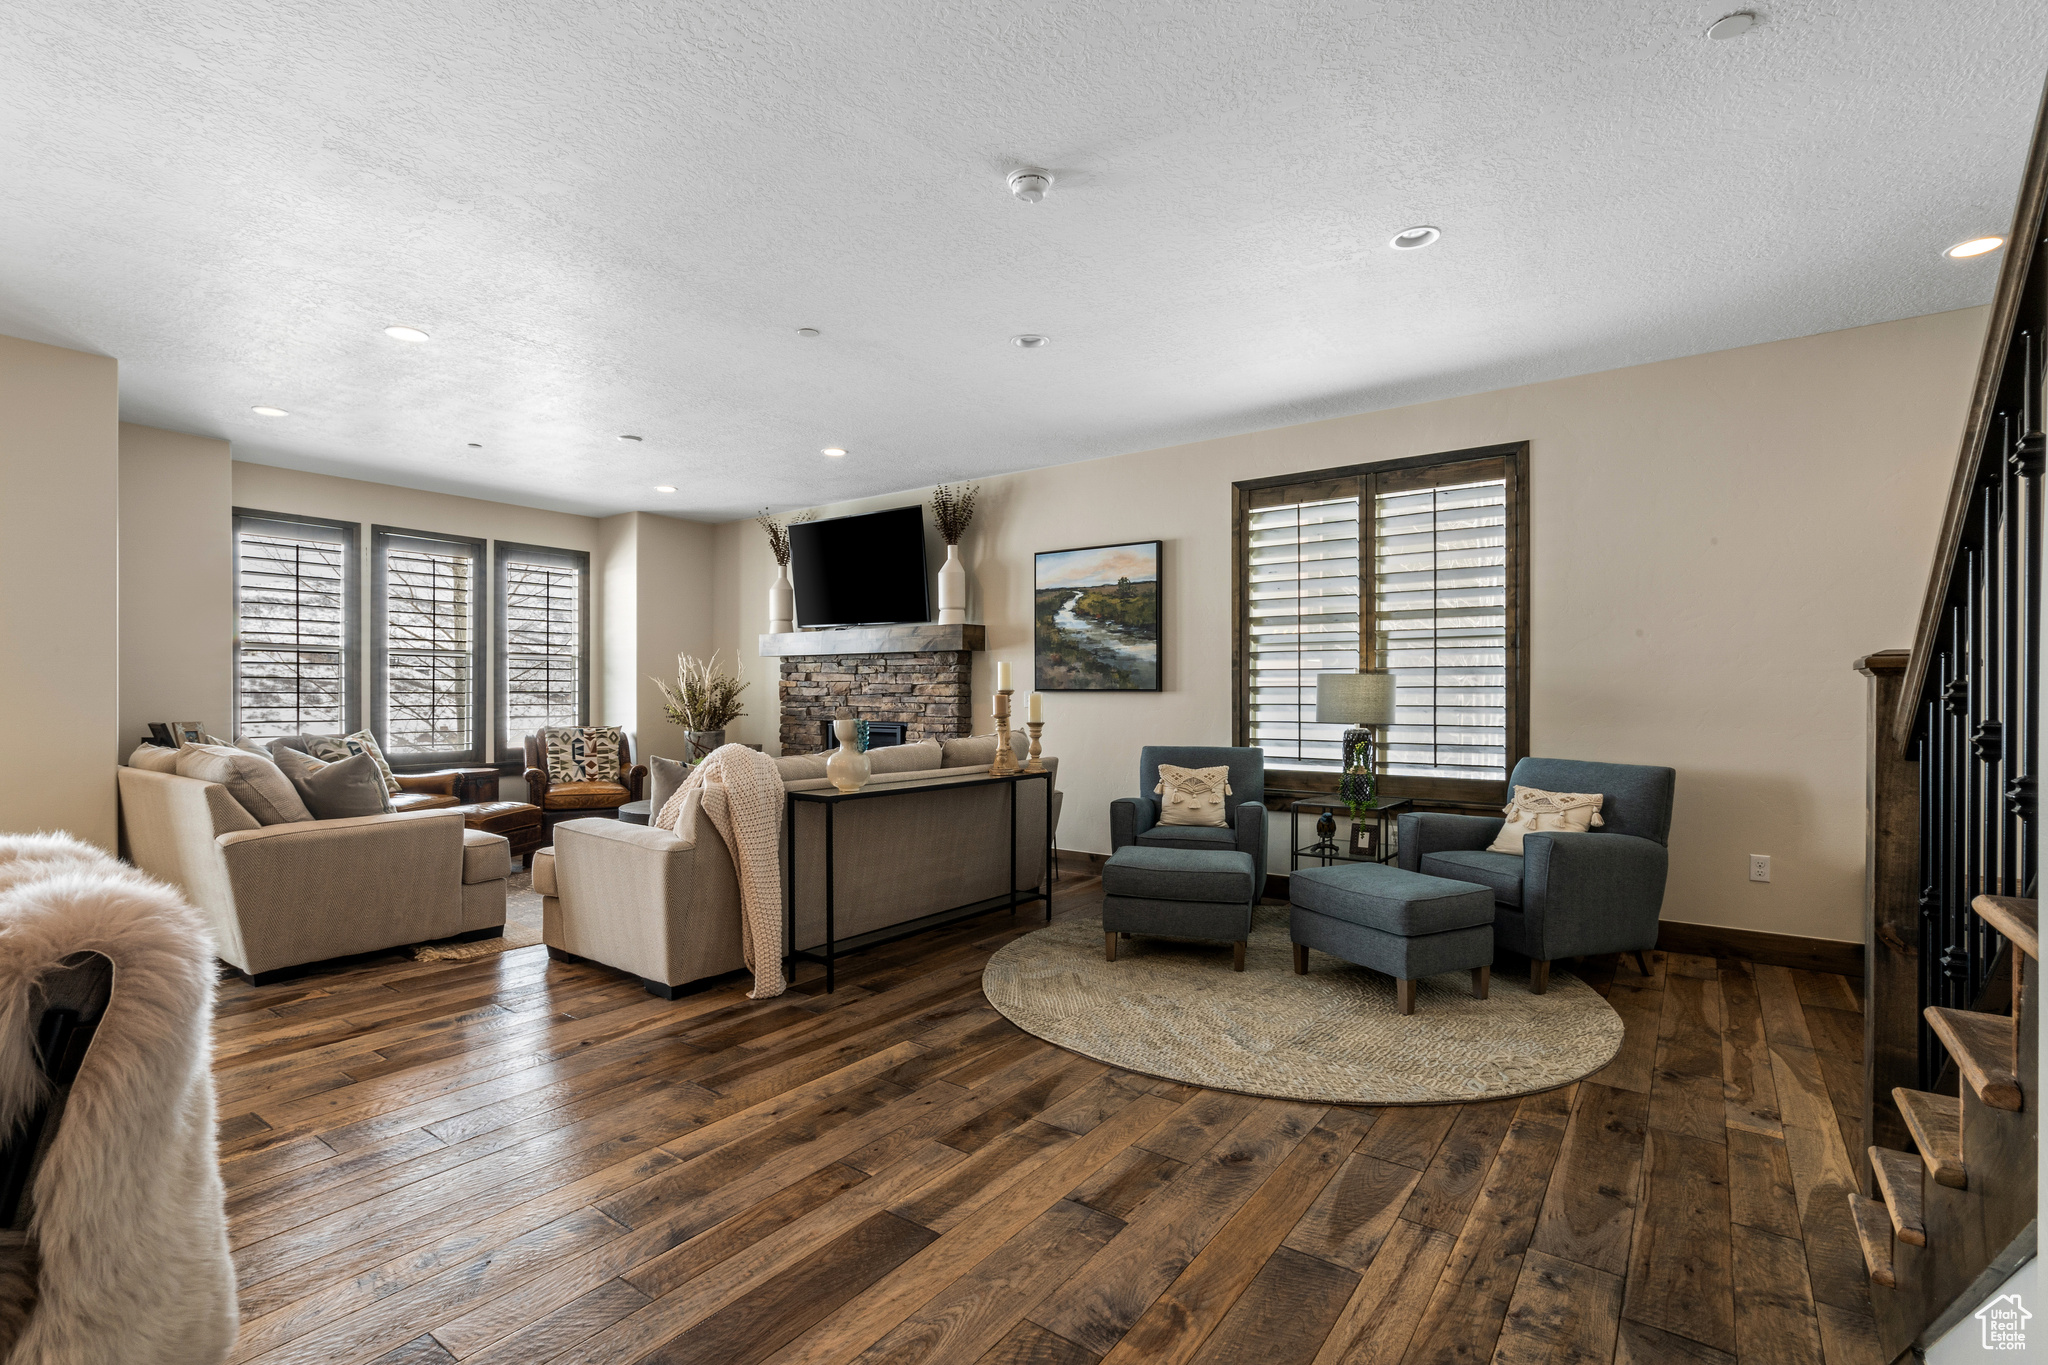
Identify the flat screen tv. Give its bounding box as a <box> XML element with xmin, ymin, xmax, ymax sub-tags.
<box><xmin>789</xmin><ymin>505</ymin><xmax>929</xmax><ymax>627</ymax></box>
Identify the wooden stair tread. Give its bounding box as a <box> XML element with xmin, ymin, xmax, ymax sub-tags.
<box><xmin>1924</xmin><ymin>1007</ymin><xmax>2024</xmax><ymax>1111</ymax></box>
<box><xmin>1892</xmin><ymin>1088</ymin><xmax>1968</xmax><ymax>1188</ymax></box>
<box><xmin>1846</xmin><ymin>1192</ymin><xmax>1899</xmax><ymax>1288</ymax></box>
<box><xmin>1867</xmin><ymin>1146</ymin><xmax>1928</xmax><ymax>1247</ymax></box>
<box><xmin>1972</xmin><ymin>895</ymin><xmax>2038</xmax><ymax>961</ymax></box>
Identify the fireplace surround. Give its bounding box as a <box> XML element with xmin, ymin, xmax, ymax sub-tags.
<box><xmin>761</xmin><ymin>624</ymin><xmax>986</xmax><ymax>756</ymax></box>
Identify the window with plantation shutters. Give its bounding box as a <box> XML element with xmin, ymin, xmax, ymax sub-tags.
<box><xmin>495</xmin><ymin>542</ymin><xmax>589</xmax><ymax>755</ymax></box>
<box><xmin>1234</xmin><ymin>445</ymin><xmax>1527</xmax><ymax>802</ymax></box>
<box><xmin>373</xmin><ymin>526</ymin><xmax>486</xmax><ymax>763</ymax></box>
<box><xmin>233</xmin><ymin>511</ymin><xmax>358</xmax><ymax>740</ymax></box>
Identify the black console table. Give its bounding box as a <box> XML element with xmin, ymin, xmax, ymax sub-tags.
<box><xmin>785</xmin><ymin>769</ymin><xmax>1053</xmax><ymax>991</ymax></box>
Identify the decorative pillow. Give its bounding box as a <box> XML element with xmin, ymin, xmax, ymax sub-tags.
<box><xmin>868</xmin><ymin>740</ymin><xmax>944</xmax><ymax>775</ymax></box>
<box><xmin>274</xmin><ymin>748</ymin><xmax>395</xmax><ymax>820</ymax></box>
<box><xmin>647</xmin><ymin>754</ymin><xmax>692</xmax><ymax>815</ymax></box>
<box><xmin>544</xmin><ymin>726</ymin><xmax>623</xmax><ymax>783</ymax></box>
<box><xmin>173</xmin><ymin>745</ymin><xmax>314</xmax><ymax>825</ymax></box>
<box><xmin>1487</xmin><ymin>786</ymin><xmax>1606</xmax><ymax>854</ymax></box>
<box><xmin>1154</xmin><ymin>764</ymin><xmax>1232</xmax><ymax>828</ymax></box>
<box><xmin>126</xmin><ymin>745</ymin><xmax>183</xmax><ymax>773</ymax></box>
<box><xmin>295</xmin><ymin>733</ymin><xmax>353</xmax><ymax>762</ymax></box>
<box><xmin>234</xmin><ymin>737</ymin><xmax>274</xmax><ymax>758</ymax></box>
<box><xmin>339</xmin><ymin>730</ymin><xmax>402</xmax><ymax>795</ymax></box>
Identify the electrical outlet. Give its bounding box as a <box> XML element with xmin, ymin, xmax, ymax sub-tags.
<box><xmin>1749</xmin><ymin>854</ymin><xmax>1771</xmax><ymax>883</ymax></box>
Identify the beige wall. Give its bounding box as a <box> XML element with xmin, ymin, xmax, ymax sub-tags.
<box><xmin>597</xmin><ymin>512</ymin><xmax>719</xmax><ymax>765</ymax></box>
<box><xmin>713</xmin><ymin>307</ymin><xmax>1990</xmax><ymax>944</ymax></box>
<box><xmin>0</xmin><ymin>335</ymin><xmax>120</xmax><ymax>848</ymax></box>
<box><xmin>120</xmin><ymin>424</ymin><xmax>233</xmax><ymax>759</ymax></box>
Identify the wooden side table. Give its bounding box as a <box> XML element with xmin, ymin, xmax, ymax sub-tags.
<box><xmin>447</xmin><ymin>767</ymin><xmax>501</xmax><ymax>803</ymax></box>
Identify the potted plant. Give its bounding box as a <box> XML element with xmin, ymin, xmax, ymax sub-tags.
<box><xmin>930</xmin><ymin>484</ymin><xmax>978</xmax><ymax>625</ymax></box>
<box><xmin>756</xmin><ymin>509</ymin><xmax>814</xmax><ymax>633</ymax></box>
<box><xmin>653</xmin><ymin>651</ymin><xmax>748</xmax><ymax>761</ymax></box>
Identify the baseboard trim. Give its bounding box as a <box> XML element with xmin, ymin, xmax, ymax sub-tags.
<box><xmin>1655</xmin><ymin>919</ymin><xmax>1863</xmax><ymax>979</ymax></box>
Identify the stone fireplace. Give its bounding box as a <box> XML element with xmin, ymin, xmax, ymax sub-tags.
<box><xmin>761</xmin><ymin>624</ymin><xmax>986</xmax><ymax>755</ymax></box>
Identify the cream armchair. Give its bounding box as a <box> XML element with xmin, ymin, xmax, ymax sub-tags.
<box><xmin>116</xmin><ymin>766</ymin><xmax>510</xmax><ymax>983</ymax></box>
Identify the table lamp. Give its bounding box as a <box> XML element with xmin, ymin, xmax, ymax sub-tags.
<box><xmin>1316</xmin><ymin>670</ymin><xmax>1396</xmax><ymax>822</ymax></box>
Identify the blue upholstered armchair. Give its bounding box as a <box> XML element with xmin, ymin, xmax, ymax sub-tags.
<box><xmin>1111</xmin><ymin>746</ymin><xmax>1267</xmax><ymax>892</ymax></box>
<box><xmin>1397</xmin><ymin>756</ymin><xmax>1676</xmax><ymax>993</ymax></box>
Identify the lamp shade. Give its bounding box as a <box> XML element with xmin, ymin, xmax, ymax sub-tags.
<box><xmin>1316</xmin><ymin>671</ymin><xmax>1395</xmax><ymax>726</ymax></box>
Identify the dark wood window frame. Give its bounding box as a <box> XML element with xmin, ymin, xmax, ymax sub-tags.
<box><xmin>493</xmin><ymin>540</ymin><xmax>591</xmax><ymax>764</ymax></box>
<box><xmin>371</xmin><ymin>524</ymin><xmax>489</xmax><ymax>767</ymax></box>
<box><xmin>231</xmin><ymin>508</ymin><xmax>362</xmax><ymax>741</ymax></box>
<box><xmin>1231</xmin><ymin>441</ymin><xmax>1531</xmax><ymax>808</ymax></box>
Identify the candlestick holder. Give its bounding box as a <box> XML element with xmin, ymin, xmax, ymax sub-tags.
<box><xmin>1023</xmin><ymin>720</ymin><xmax>1045</xmax><ymax>773</ymax></box>
<box><xmin>991</xmin><ymin>689</ymin><xmax>1021</xmax><ymax>775</ymax></box>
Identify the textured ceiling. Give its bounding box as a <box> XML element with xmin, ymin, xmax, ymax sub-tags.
<box><xmin>2</xmin><ymin>1</ymin><xmax>2044</xmax><ymax>520</ymax></box>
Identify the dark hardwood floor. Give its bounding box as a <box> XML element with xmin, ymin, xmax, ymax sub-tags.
<box><xmin>211</xmin><ymin>873</ymin><xmax>1883</xmax><ymax>1365</ymax></box>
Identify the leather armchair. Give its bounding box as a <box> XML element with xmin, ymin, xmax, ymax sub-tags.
<box><xmin>1397</xmin><ymin>756</ymin><xmax>1676</xmax><ymax>992</ymax></box>
<box><xmin>523</xmin><ymin>730</ymin><xmax>647</xmax><ymax>817</ymax></box>
<box><xmin>1110</xmin><ymin>745</ymin><xmax>1267</xmax><ymax>892</ymax></box>
<box><xmin>391</xmin><ymin>770</ymin><xmax>464</xmax><ymax>813</ymax></box>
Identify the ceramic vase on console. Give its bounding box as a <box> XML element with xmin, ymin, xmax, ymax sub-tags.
<box><xmin>936</xmin><ymin>544</ymin><xmax>967</xmax><ymax>625</ymax></box>
<box><xmin>826</xmin><ymin>719</ymin><xmax>871</xmax><ymax>793</ymax></box>
<box><xmin>768</xmin><ymin>564</ymin><xmax>795</xmax><ymax>634</ymax></box>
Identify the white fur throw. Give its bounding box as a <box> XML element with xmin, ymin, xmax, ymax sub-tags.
<box><xmin>656</xmin><ymin>745</ymin><xmax>788</xmax><ymax>1000</ymax></box>
<box><xmin>0</xmin><ymin>833</ymin><xmax>235</xmax><ymax>1364</ymax></box>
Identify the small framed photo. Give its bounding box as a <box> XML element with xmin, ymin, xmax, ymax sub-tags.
<box><xmin>172</xmin><ymin>721</ymin><xmax>207</xmax><ymax>747</ymax></box>
<box><xmin>1349</xmin><ymin>822</ymin><xmax>1379</xmax><ymax>861</ymax></box>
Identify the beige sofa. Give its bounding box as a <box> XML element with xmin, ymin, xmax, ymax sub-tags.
<box><xmin>537</xmin><ymin>737</ymin><xmax>1058</xmax><ymax>996</ymax></box>
<box><xmin>117</xmin><ymin>766</ymin><xmax>510</xmax><ymax>982</ymax></box>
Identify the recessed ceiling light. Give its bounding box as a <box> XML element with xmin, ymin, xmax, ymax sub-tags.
<box><xmin>383</xmin><ymin>325</ymin><xmax>431</xmax><ymax>342</ymax></box>
<box><xmin>796</xmin><ymin>327</ymin><xmax>821</xmax><ymax>337</ymax></box>
<box><xmin>821</xmin><ymin>447</ymin><xmax>847</xmax><ymax>457</ymax></box>
<box><xmin>1390</xmin><ymin>226</ymin><xmax>1441</xmax><ymax>250</ymax></box>
<box><xmin>251</xmin><ymin>406</ymin><xmax>289</xmax><ymax>417</ymax></box>
<box><xmin>1705</xmin><ymin>11</ymin><xmax>1756</xmax><ymax>39</ymax></box>
<box><xmin>653</xmin><ymin>485</ymin><xmax>678</xmax><ymax>493</ymax></box>
<box><xmin>1011</xmin><ymin>334</ymin><xmax>1049</xmax><ymax>348</ymax></box>
<box><xmin>1946</xmin><ymin>236</ymin><xmax>2005</xmax><ymax>259</ymax></box>
<box><xmin>619</xmin><ymin>434</ymin><xmax>643</xmax><ymax>441</ymax></box>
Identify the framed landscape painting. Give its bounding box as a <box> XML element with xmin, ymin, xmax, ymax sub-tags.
<box><xmin>1034</xmin><ymin>540</ymin><xmax>1162</xmax><ymax>691</ymax></box>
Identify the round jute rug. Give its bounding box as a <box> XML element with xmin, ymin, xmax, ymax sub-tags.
<box><xmin>981</xmin><ymin>906</ymin><xmax>1624</xmax><ymax>1105</ymax></box>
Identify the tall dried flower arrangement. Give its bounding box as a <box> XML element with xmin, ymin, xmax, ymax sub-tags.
<box><xmin>755</xmin><ymin>508</ymin><xmax>815</xmax><ymax>567</ymax></box>
<box><xmin>930</xmin><ymin>484</ymin><xmax>978</xmax><ymax>545</ymax></box>
<box><xmin>653</xmin><ymin>651</ymin><xmax>749</xmax><ymax>734</ymax></box>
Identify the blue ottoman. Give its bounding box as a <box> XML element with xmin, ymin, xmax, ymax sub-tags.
<box><xmin>1289</xmin><ymin>863</ymin><xmax>1495</xmax><ymax>1014</ymax></box>
<box><xmin>1102</xmin><ymin>845</ymin><xmax>1258</xmax><ymax>971</ymax></box>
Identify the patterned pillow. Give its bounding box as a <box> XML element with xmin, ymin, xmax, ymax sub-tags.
<box><xmin>1154</xmin><ymin>763</ymin><xmax>1233</xmax><ymax>828</ymax></box>
<box><xmin>339</xmin><ymin>730</ymin><xmax>402</xmax><ymax>796</ymax></box>
<box><xmin>545</xmin><ymin>726</ymin><xmax>624</xmax><ymax>783</ymax></box>
<box><xmin>297</xmin><ymin>733</ymin><xmax>353</xmax><ymax>763</ymax></box>
<box><xmin>1487</xmin><ymin>786</ymin><xmax>1606</xmax><ymax>854</ymax></box>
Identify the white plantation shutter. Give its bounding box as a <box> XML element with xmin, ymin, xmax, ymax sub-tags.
<box><xmin>233</xmin><ymin>512</ymin><xmax>356</xmax><ymax>739</ymax></box>
<box><xmin>1375</xmin><ymin>477</ymin><xmax>1509</xmax><ymax>781</ymax></box>
<box><xmin>1238</xmin><ymin>450</ymin><xmax>1523</xmax><ymax>795</ymax></box>
<box><xmin>497</xmin><ymin>543</ymin><xmax>588</xmax><ymax>751</ymax></box>
<box><xmin>1246</xmin><ymin>495</ymin><xmax>1362</xmax><ymax>769</ymax></box>
<box><xmin>375</xmin><ymin>528</ymin><xmax>485</xmax><ymax>761</ymax></box>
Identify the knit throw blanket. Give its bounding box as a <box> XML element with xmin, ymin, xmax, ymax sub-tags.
<box><xmin>655</xmin><ymin>745</ymin><xmax>788</xmax><ymax>1000</ymax></box>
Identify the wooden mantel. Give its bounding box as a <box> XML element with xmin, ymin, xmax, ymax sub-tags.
<box><xmin>759</xmin><ymin>624</ymin><xmax>987</xmax><ymax>658</ymax></box>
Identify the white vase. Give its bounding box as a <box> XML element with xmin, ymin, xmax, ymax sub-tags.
<box><xmin>768</xmin><ymin>564</ymin><xmax>794</xmax><ymax>634</ymax></box>
<box><xmin>936</xmin><ymin>543</ymin><xmax>967</xmax><ymax>625</ymax></box>
<box><xmin>826</xmin><ymin>719</ymin><xmax>871</xmax><ymax>793</ymax></box>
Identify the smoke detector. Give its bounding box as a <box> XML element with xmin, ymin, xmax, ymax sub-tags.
<box><xmin>1007</xmin><ymin>167</ymin><xmax>1053</xmax><ymax>203</ymax></box>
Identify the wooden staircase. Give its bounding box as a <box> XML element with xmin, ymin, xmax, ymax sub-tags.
<box><xmin>1850</xmin><ymin>895</ymin><xmax>2038</xmax><ymax>1359</ymax></box>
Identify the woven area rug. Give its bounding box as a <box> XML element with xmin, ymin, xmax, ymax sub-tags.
<box><xmin>982</xmin><ymin>906</ymin><xmax>1624</xmax><ymax>1105</ymax></box>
